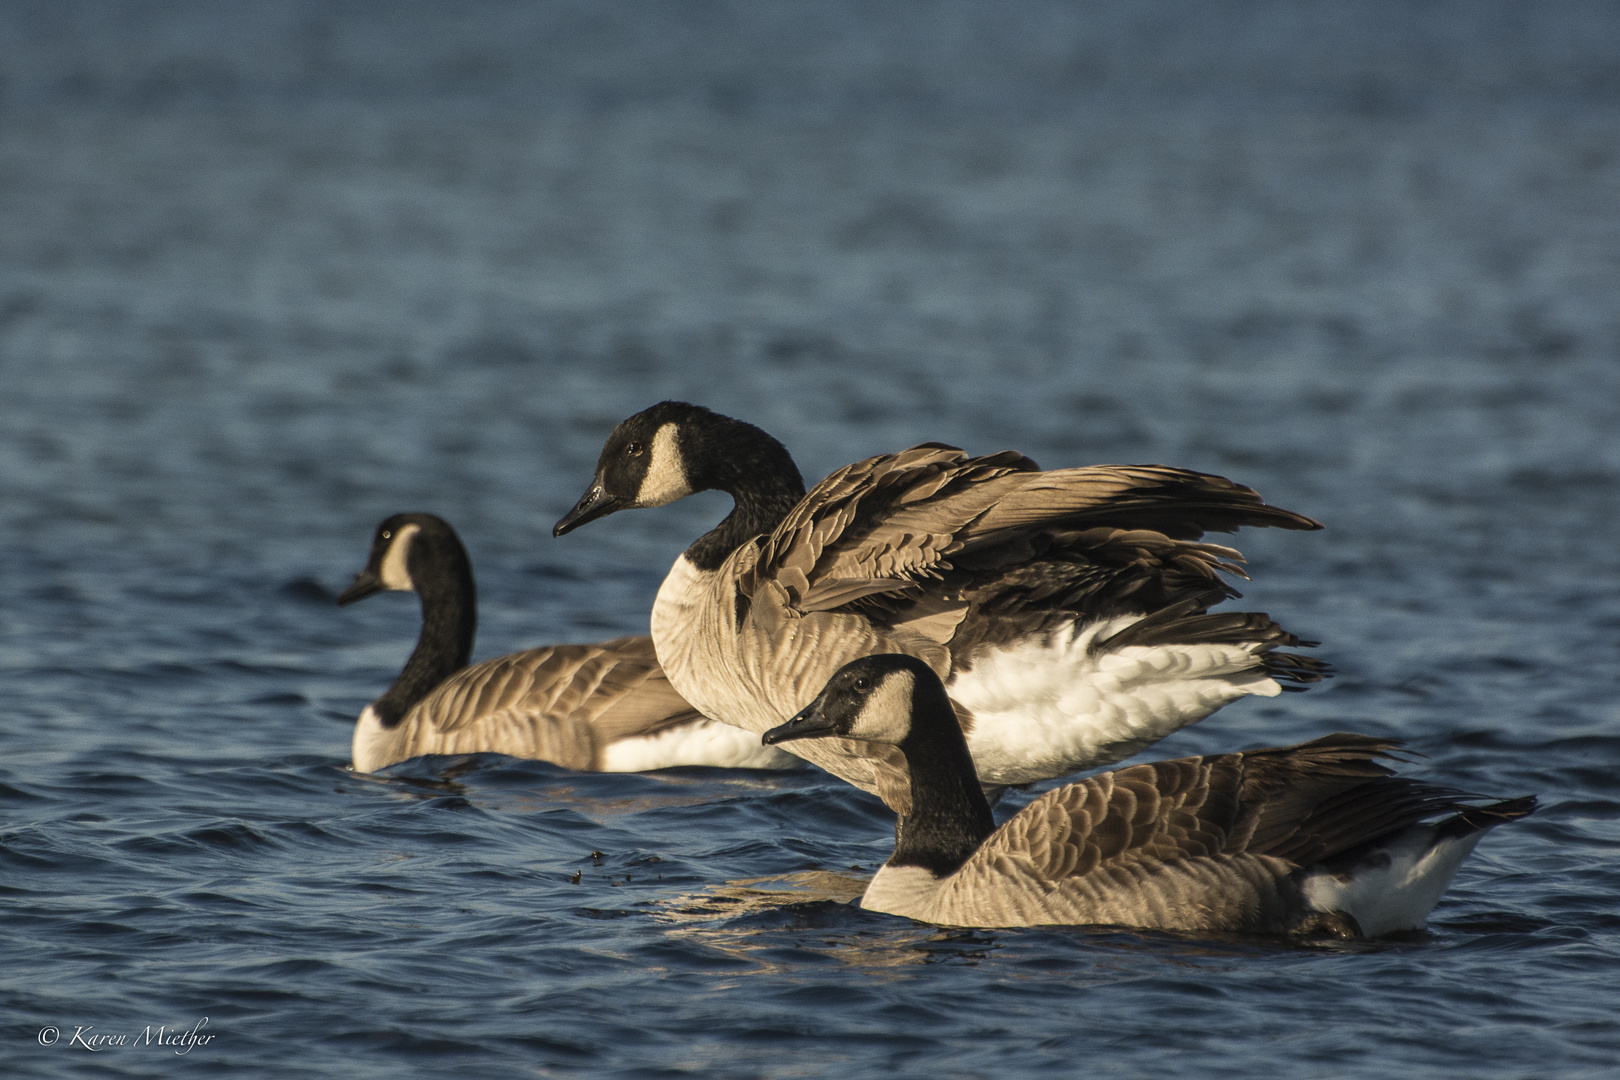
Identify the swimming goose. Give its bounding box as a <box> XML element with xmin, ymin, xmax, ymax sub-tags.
<box><xmin>553</xmin><ymin>402</ymin><xmax>1327</xmax><ymax>811</ymax></box>
<box><xmin>338</xmin><ymin>513</ymin><xmax>797</xmax><ymax>773</ymax></box>
<box><xmin>764</xmin><ymin>653</ymin><xmax>1535</xmax><ymax>935</ymax></box>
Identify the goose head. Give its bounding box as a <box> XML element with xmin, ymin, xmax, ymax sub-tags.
<box><xmin>763</xmin><ymin>654</ymin><xmax>949</xmax><ymax>749</ymax></box>
<box><xmin>769</xmin><ymin>654</ymin><xmax>994</xmax><ymax>873</ymax></box>
<box><xmin>553</xmin><ymin>402</ymin><xmax>704</xmax><ymax>536</ymax></box>
<box><xmin>553</xmin><ymin>401</ymin><xmax>803</xmax><ymax>537</ymax></box>
<box><xmin>337</xmin><ymin>513</ymin><xmax>461</xmax><ymax>606</ymax></box>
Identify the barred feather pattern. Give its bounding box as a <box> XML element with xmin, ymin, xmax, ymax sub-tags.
<box><xmin>367</xmin><ymin>635</ymin><xmax>739</xmax><ymax>772</ymax></box>
<box><xmin>869</xmin><ymin>734</ymin><xmax>1530</xmax><ymax>932</ymax></box>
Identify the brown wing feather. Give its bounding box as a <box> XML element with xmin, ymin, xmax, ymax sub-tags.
<box><xmin>747</xmin><ymin>447</ymin><xmax>1318</xmax><ymax>638</ymax></box>
<box><xmin>400</xmin><ymin>635</ymin><xmax>703</xmax><ymax>770</ymax></box>
<box><xmin>961</xmin><ymin>464</ymin><xmax>1321</xmax><ymax>544</ymax></box>
<box><xmin>932</xmin><ymin>734</ymin><xmax>1468</xmax><ymax>929</ymax></box>
<box><xmin>969</xmin><ymin>734</ymin><xmax>1408</xmax><ymax>877</ymax></box>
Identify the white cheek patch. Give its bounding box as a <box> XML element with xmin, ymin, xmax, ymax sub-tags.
<box><xmin>379</xmin><ymin>523</ymin><xmax>421</xmax><ymax>591</ymax></box>
<box><xmin>849</xmin><ymin>671</ymin><xmax>916</xmax><ymax>745</ymax></box>
<box><xmin>636</xmin><ymin>422</ymin><xmax>692</xmax><ymax>507</ymax></box>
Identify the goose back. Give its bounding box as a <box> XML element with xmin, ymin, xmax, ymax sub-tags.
<box><xmin>378</xmin><ymin>635</ymin><xmax>698</xmax><ymax>770</ymax></box>
<box><xmin>882</xmin><ymin>734</ymin><xmax>1533</xmax><ymax>934</ymax></box>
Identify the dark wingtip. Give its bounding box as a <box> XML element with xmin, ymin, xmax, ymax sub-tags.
<box><xmin>1430</xmin><ymin>794</ymin><xmax>1537</xmax><ymax>840</ymax></box>
<box><xmin>1268</xmin><ymin>508</ymin><xmax>1324</xmax><ymax>531</ymax></box>
<box><xmin>1462</xmin><ymin>794</ymin><xmax>1538</xmax><ymax>824</ymax></box>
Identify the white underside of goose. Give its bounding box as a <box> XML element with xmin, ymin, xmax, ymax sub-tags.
<box><xmin>352</xmin><ymin>701</ymin><xmax>796</xmax><ymax>774</ymax></box>
<box><xmin>652</xmin><ymin>553</ymin><xmax>1285</xmax><ymax>788</ymax></box>
<box><xmin>951</xmin><ymin>618</ymin><xmax>1282</xmax><ymax>786</ymax></box>
<box><xmin>597</xmin><ymin>719</ymin><xmax>799</xmax><ymax>772</ymax></box>
<box><xmin>1299</xmin><ymin>825</ymin><xmax>1489</xmax><ymax>938</ymax></box>
<box><xmin>351</xmin><ymin>705</ymin><xmax>394</xmax><ymax>774</ymax></box>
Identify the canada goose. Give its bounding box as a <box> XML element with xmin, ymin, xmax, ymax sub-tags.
<box><xmin>338</xmin><ymin>513</ymin><xmax>798</xmax><ymax>773</ymax></box>
<box><xmin>764</xmin><ymin>654</ymin><xmax>1535</xmax><ymax>935</ymax></box>
<box><xmin>554</xmin><ymin>402</ymin><xmax>1327</xmax><ymax>811</ymax></box>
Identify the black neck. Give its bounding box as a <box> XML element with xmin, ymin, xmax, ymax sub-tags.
<box><xmin>371</xmin><ymin>548</ymin><xmax>476</xmax><ymax>729</ymax></box>
<box><xmin>682</xmin><ymin>418</ymin><xmax>806</xmax><ymax>572</ymax></box>
<box><xmin>890</xmin><ymin>683</ymin><xmax>996</xmax><ymax>877</ymax></box>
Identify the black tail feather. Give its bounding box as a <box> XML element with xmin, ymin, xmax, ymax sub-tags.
<box><xmin>1265</xmin><ymin>651</ymin><xmax>1333</xmax><ymax>687</ymax></box>
<box><xmin>1092</xmin><ymin>593</ymin><xmax>1331</xmax><ymax>686</ymax></box>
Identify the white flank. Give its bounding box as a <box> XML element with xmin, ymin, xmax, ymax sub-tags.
<box><xmin>598</xmin><ymin>718</ymin><xmax>799</xmax><ymax>772</ymax></box>
<box><xmin>650</xmin><ymin>554</ymin><xmax>736</xmax><ymax>721</ymax></box>
<box><xmin>951</xmin><ymin>615</ymin><xmax>1281</xmax><ymax>786</ymax></box>
<box><xmin>860</xmin><ymin>864</ymin><xmax>944</xmax><ymax>920</ymax></box>
<box><xmin>351</xmin><ymin>704</ymin><xmax>396</xmax><ymax>773</ymax></box>
<box><xmin>1299</xmin><ymin>826</ymin><xmax>1488</xmax><ymax>938</ymax></box>
<box><xmin>650</xmin><ymin>554</ymin><xmax>707</xmax><ymax>656</ymax></box>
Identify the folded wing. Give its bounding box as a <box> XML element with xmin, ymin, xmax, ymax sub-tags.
<box><xmin>402</xmin><ymin>635</ymin><xmax>703</xmax><ymax>770</ymax></box>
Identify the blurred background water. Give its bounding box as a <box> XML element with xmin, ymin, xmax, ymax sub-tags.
<box><xmin>1</xmin><ymin>2</ymin><xmax>1617</xmax><ymax>1076</ymax></box>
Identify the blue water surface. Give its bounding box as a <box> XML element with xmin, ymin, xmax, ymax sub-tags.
<box><xmin>1</xmin><ymin>3</ymin><xmax>1617</xmax><ymax>1077</ymax></box>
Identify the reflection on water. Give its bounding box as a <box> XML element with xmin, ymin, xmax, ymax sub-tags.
<box><xmin>655</xmin><ymin>870</ymin><xmax>1376</xmax><ymax>978</ymax></box>
<box><xmin>660</xmin><ymin>870</ymin><xmax>872</xmax><ymax>920</ymax></box>
<box><xmin>659</xmin><ymin>870</ymin><xmax>1004</xmax><ymax>974</ymax></box>
<box><xmin>362</xmin><ymin>753</ymin><xmax>813</xmax><ymax>820</ymax></box>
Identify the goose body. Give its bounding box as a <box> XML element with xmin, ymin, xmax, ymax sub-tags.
<box><xmin>765</xmin><ymin>654</ymin><xmax>1535</xmax><ymax>936</ymax></box>
<box><xmin>556</xmin><ymin>402</ymin><xmax>1326</xmax><ymax>811</ymax></box>
<box><xmin>339</xmin><ymin>513</ymin><xmax>796</xmax><ymax>773</ymax></box>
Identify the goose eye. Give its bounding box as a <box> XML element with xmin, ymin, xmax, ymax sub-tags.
<box><xmin>625</xmin><ymin>441</ymin><xmax>643</xmax><ymax>456</ymax></box>
<box><xmin>852</xmin><ymin>676</ymin><xmax>871</xmax><ymax>692</ymax></box>
<box><xmin>381</xmin><ymin>530</ymin><xmax>392</xmax><ymax>540</ymax></box>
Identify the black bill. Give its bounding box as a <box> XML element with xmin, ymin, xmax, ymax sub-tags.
<box><xmin>336</xmin><ymin>570</ymin><xmax>385</xmax><ymax>606</ymax></box>
<box><xmin>553</xmin><ymin>481</ymin><xmax>624</xmax><ymax>537</ymax></box>
<box><xmin>761</xmin><ymin>698</ymin><xmax>840</xmax><ymax>745</ymax></box>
